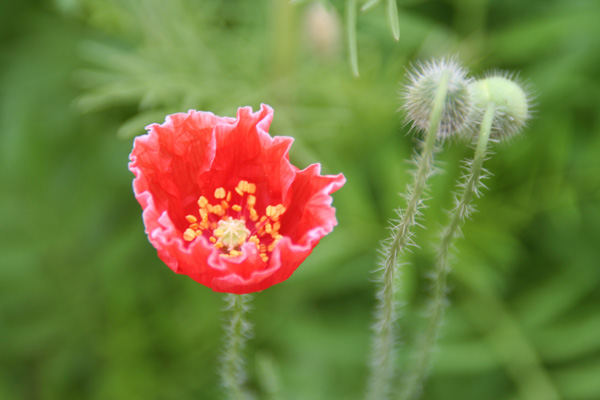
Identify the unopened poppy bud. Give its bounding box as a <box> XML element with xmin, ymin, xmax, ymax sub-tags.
<box><xmin>304</xmin><ymin>2</ymin><xmax>341</xmax><ymax>60</ymax></box>
<box><xmin>469</xmin><ymin>74</ymin><xmax>531</xmax><ymax>140</ymax></box>
<box><xmin>402</xmin><ymin>58</ymin><xmax>474</xmax><ymax>139</ymax></box>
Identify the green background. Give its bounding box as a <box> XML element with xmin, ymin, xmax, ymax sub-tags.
<box><xmin>1</xmin><ymin>0</ymin><xmax>599</xmax><ymax>399</ymax></box>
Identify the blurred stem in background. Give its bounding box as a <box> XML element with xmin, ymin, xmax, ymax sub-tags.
<box><xmin>384</xmin><ymin>0</ymin><xmax>400</xmax><ymax>41</ymax></box>
<box><xmin>220</xmin><ymin>294</ymin><xmax>254</xmax><ymax>400</ymax></box>
<box><xmin>366</xmin><ymin>70</ymin><xmax>450</xmax><ymax>400</ymax></box>
<box><xmin>255</xmin><ymin>352</ymin><xmax>283</xmax><ymax>400</ymax></box>
<box><xmin>345</xmin><ymin>0</ymin><xmax>359</xmax><ymax>77</ymax></box>
<box><xmin>344</xmin><ymin>0</ymin><xmax>401</xmax><ymax>76</ymax></box>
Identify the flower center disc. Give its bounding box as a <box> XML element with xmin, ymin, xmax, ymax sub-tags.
<box><xmin>214</xmin><ymin>217</ymin><xmax>250</xmax><ymax>252</ymax></box>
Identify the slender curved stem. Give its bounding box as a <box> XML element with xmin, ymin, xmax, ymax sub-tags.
<box><xmin>399</xmin><ymin>102</ymin><xmax>496</xmax><ymax>400</ymax></box>
<box><xmin>386</xmin><ymin>0</ymin><xmax>400</xmax><ymax>41</ymax></box>
<box><xmin>366</xmin><ymin>71</ymin><xmax>450</xmax><ymax>400</ymax></box>
<box><xmin>220</xmin><ymin>294</ymin><xmax>254</xmax><ymax>400</ymax></box>
<box><xmin>361</xmin><ymin>0</ymin><xmax>381</xmax><ymax>12</ymax></box>
<box><xmin>346</xmin><ymin>0</ymin><xmax>359</xmax><ymax>77</ymax></box>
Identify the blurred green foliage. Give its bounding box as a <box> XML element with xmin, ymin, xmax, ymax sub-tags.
<box><xmin>1</xmin><ymin>0</ymin><xmax>599</xmax><ymax>399</ymax></box>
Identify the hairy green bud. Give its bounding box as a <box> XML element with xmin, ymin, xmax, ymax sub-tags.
<box><xmin>469</xmin><ymin>74</ymin><xmax>532</xmax><ymax>139</ymax></box>
<box><xmin>402</xmin><ymin>58</ymin><xmax>474</xmax><ymax>139</ymax></box>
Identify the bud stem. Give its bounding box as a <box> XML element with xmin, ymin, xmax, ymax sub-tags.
<box><xmin>366</xmin><ymin>70</ymin><xmax>450</xmax><ymax>400</ymax></box>
<box><xmin>399</xmin><ymin>101</ymin><xmax>495</xmax><ymax>400</ymax></box>
<box><xmin>221</xmin><ymin>294</ymin><xmax>254</xmax><ymax>400</ymax></box>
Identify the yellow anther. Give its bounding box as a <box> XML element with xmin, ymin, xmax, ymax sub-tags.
<box><xmin>249</xmin><ymin>235</ymin><xmax>260</xmax><ymax>245</ymax></box>
<box><xmin>270</xmin><ymin>204</ymin><xmax>285</xmax><ymax>219</ymax></box>
<box><xmin>229</xmin><ymin>250</ymin><xmax>242</xmax><ymax>257</ymax></box>
<box><xmin>273</xmin><ymin>221</ymin><xmax>280</xmax><ymax>232</ymax></box>
<box><xmin>232</xmin><ymin>204</ymin><xmax>242</xmax><ymax>212</ymax></box>
<box><xmin>235</xmin><ymin>187</ymin><xmax>244</xmax><ymax>196</ymax></box>
<box><xmin>265</xmin><ymin>223</ymin><xmax>272</xmax><ymax>234</ymax></box>
<box><xmin>249</xmin><ymin>208</ymin><xmax>258</xmax><ymax>221</ymax></box>
<box><xmin>214</xmin><ymin>187</ymin><xmax>226</xmax><ymax>199</ymax></box>
<box><xmin>183</xmin><ymin>229</ymin><xmax>196</xmax><ymax>241</ymax></box>
<box><xmin>226</xmin><ymin>191</ymin><xmax>232</xmax><ymax>202</ymax></box>
<box><xmin>247</xmin><ymin>183</ymin><xmax>256</xmax><ymax>194</ymax></box>
<box><xmin>186</xmin><ymin>215</ymin><xmax>197</xmax><ymax>223</ymax></box>
<box><xmin>190</xmin><ymin>223</ymin><xmax>199</xmax><ymax>230</ymax></box>
<box><xmin>266</xmin><ymin>205</ymin><xmax>274</xmax><ymax>217</ymax></box>
<box><xmin>213</xmin><ymin>228</ymin><xmax>224</xmax><ymax>237</ymax></box>
<box><xmin>199</xmin><ymin>209</ymin><xmax>208</xmax><ymax>220</ymax></box>
<box><xmin>195</xmin><ymin>230</ymin><xmax>203</xmax><ymax>237</ymax></box>
<box><xmin>214</xmin><ymin>242</ymin><xmax>224</xmax><ymax>249</ymax></box>
<box><xmin>260</xmin><ymin>254</ymin><xmax>268</xmax><ymax>262</ymax></box>
<box><xmin>198</xmin><ymin>196</ymin><xmax>209</xmax><ymax>208</ymax></box>
<box><xmin>209</xmin><ymin>236</ymin><xmax>216</xmax><ymax>243</ymax></box>
<box><xmin>247</xmin><ymin>195</ymin><xmax>256</xmax><ymax>206</ymax></box>
<box><xmin>255</xmin><ymin>216</ymin><xmax>267</xmax><ymax>228</ymax></box>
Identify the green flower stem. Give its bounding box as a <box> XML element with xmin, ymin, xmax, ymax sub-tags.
<box><xmin>361</xmin><ymin>0</ymin><xmax>380</xmax><ymax>12</ymax></box>
<box><xmin>346</xmin><ymin>0</ymin><xmax>359</xmax><ymax>77</ymax></box>
<box><xmin>221</xmin><ymin>294</ymin><xmax>253</xmax><ymax>400</ymax></box>
<box><xmin>399</xmin><ymin>102</ymin><xmax>496</xmax><ymax>400</ymax></box>
<box><xmin>366</xmin><ymin>70</ymin><xmax>450</xmax><ymax>400</ymax></box>
<box><xmin>386</xmin><ymin>0</ymin><xmax>400</xmax><ymax>41</ymax></box>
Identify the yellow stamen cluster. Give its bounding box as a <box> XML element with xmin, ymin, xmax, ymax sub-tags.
<box><xmin>182</xmin><ymin>180</ymin><xmax>287</xmax><ymax>263</ymax></box>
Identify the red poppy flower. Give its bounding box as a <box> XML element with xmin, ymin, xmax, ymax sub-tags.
<box><xmin>129</xmin><ymin>104</ymin><xmax>345</xmax><ymax>294</ymax></box>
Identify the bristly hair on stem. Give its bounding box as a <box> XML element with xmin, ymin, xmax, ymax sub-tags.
<box><xmin>220</xmin><ymin>293</ymin><xmax>255</xmax><ymax>400</ymax></box>
<box><xmin>399</xmin><ymin>72</ymin><xmax>532</xmax><ymax>400</ymax></box>
<box><xmin>366</xmin><ymin>58</ymin><xmax>476</xmax><ymax>399</ymax></box>
<box><xmin>399</xmin><ymin>101</ymin><xmax>496</xmax><ymax>400</ymax></box>
<box><xmin>366</xmin><ymin>138</ymin><xmax>440</xmax><ymax>400</ymax></box>
<box><xmin>400</xmin><ymin>68</ymin><xmax>530</xmax><ymax>394</ymax></box>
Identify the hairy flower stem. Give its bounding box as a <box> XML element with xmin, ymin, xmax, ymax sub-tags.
<box><xmin>221</xmin><ymin>294</ymin><xmax>254</xmax><ymax>400</ymax></box>
<box><xmin>399</xmin><ymin>102</ymin><xmax>496</xmax><ymax>400</ymax></box>
<box><xmin>366</xmin><ymin>70</ymin><xmax>450</xmax><ymax>400</ymax></box>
